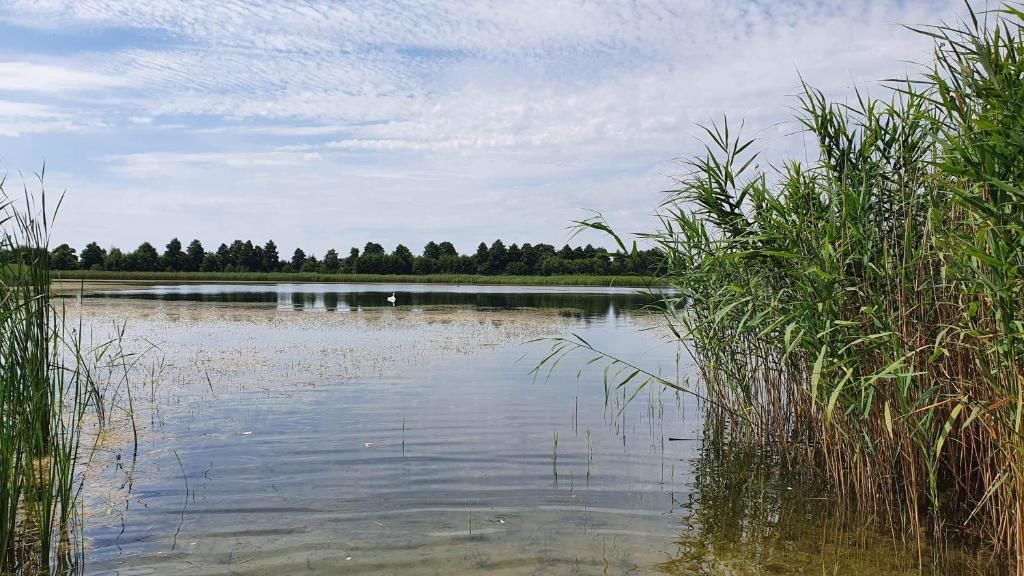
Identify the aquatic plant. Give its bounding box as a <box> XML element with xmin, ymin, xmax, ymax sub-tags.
<box><xmin>551</xmin><ymin>4</ymin><xmax>1024</xmax><ymax>571</ymax></box>
<box><xmin>661</xmin><ymin>432</ymin><xmax>990</xmax><ymax>575</ymax></box>
<box><xmin>0</xmin><ymin>178</ymin><xmax>129</xmax><ymax>575</ymax></box>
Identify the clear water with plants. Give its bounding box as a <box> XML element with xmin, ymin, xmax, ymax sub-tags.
<box><xmin>3</xmin><ymin>4</ymin><xmax>1022</xmax><ymax>575</ymax></box>
<box><xmin>51</xmin><ymin>282</ymin><xmax>981</xmax><ymax>575</ymax></box>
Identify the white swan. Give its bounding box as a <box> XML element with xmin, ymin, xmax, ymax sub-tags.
<box><xmin>386</xmin><ymin>292</ymin><xmax>396</xmax><ymax>305</ymax></box>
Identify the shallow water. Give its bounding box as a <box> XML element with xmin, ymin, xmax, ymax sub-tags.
<box><xmin>70</xmin><ymin>283</ymin><xmax>979</xmax><ymax>575</ymax></box>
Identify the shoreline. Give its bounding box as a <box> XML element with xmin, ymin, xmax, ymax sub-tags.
<box><xmin>52</xmin><ymin>270</ymin><xmax>662</xmax><ymax>288</ymax></box>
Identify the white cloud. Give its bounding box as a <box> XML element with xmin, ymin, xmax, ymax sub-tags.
<box><xmin>0</xmin><ymin>0</ymin><xmax>969</xmax><ymax>251</ymax></box>
<box><xmin>103</xmin><ymin>150</ymin><xmax>324</xmax><ymax>178</ymax></box>
<box><xmin>0</xmin><ymin>61</ymin><xmax>129</xmax><ymax>93</ymax></box>
<box><xmin>0</xmin><ymin>99</ymin><xmax>97</xmax><ymax>136</ymax></box>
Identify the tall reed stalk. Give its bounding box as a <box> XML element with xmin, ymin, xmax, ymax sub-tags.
<box><xmin>0</xmin><ymin>177</ymin><xmax>116</xmax><ymax>575</ymax></box>
<box><xmin>552</xmin><ymin>4</ymin><xmax>1024</xmax><ymax>571</ymax></box>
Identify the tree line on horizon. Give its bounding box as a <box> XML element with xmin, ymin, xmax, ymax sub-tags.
<box><xmin>12</xmin><ymin>238</ymin><xmax>661</xmax><ymax>276</ymax></box>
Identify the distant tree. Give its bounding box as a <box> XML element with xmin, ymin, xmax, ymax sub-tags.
<box><xmin>183</xmin><ymin>239</ymin><xmax>202</xmax><ymax>270</ymax></box>
<box><xmin>105</xmin><ymin>247</ymin><xmax>127</xmax><ymax>271</ymax></box>
<box><xmin>323</xmin><ymin>249</ymin><xmax>340</xmax><ymax>273</ymax></box>
<box><xmin>225</xmin><ymin>240</ymin><xmax>253</xmax><ymax>272</ymax></box>
<box><xmin>300</xmin><ymin>255</ymin><xmax>319</xmax><ymax>273</ymax></box>
<box><xmin>435</xmin><ymin>255</ymin><xmax>458</xmax><ymax>274</ymax></box>
<box><xmin>262</xmin><ymin>240</ymin><xmax>280</xmax><ymax>272</ymax></box>
<box><xmin>63</xmin><ymin>234</ymin><xmax>632</xmax><ymax>277</ymax></box>
<box><xmin>358</xmin><ymin>251</ymin><xmax>392</xmax><ymax>274</ymax></box>
<box><xmin>456</xmin><ymin>255</ymin><xmax>477</xmax><ymax>273</ymax></box>
<box><xmin>181</xmin><ymin>240</ymin><xmax>202</xmax><ymax>270</ymax></box>
<box><xmin>438</xmin><ymin>241</ymin><xmax>458</xmax><ymax>258</ymax></box>
<box><xmin>248</xmin><ymin>240</ymin><xmax>262</xmax><ymax>270</ymax></box>
<box><xmin>423</xmin><ymin>241</ymin><xmax>441</xmax><ymax>260</ymax></box>
<box><xmin>344</xmin><ymin>247</ymin><xmax>359</xmax><ymax>272</ymax></box>
<box><xmin>392</xmin><ymin>245</ymin><xmax>413</xmax><ymax>274</ymax></box>
<box><xmin>216</xmin><ymin>243</ymin><xmax>230</xmax><ymax>268</ymax></box>
<box><xmin>485</xmin><ymin>239</ymin><xmax>508</xmax><ymax>275</ymax></box>
<box><xmin>505</xmin><ymin>261</ymin><xmax>528</xmax><ymax>275</ymax></box>
<box><xmin>131</xmin><ymin>242</ymin><xmax>159</xmax><ymax>272</ymax></box>
<box><xmin>506</xmin><ymin>243</ymin><xmax>525</xmax><ymax>275</ymax></box>
<box><xmin>473</xmin><ymin>242</ymin><xmax>489</xmax><ymax>273</ymax></box>
<box><xmin>412</xmin><ymin>256</ymin><xmax>433</xmax><ymax>275</ymax></box>
<box><xmin>518</xmin><ymin>243</ymin><xmax>534</xmax><ymax>274</ymax></box>
<box><xmin>80</xmin><ymin>242</ymin><xmax>106</xmax><ymax>270</ymax></box>
<box><xmin>50</xmin><ymin>243</ymin><xmax>78</xmax><ymax>270</ymax></box>
<box><xmin>535</xmin><ymin>243</ymin><xmax>556</xmax><ymax>257</ymax></box>
<box><xmin>291</xmin><ymin>248</ymin><xmax>306</xmax><ymax>271</ymax></box>
<box><xmin>199</xmin><ymin>253</ymin><xmax>222</xmax><ymax>272</ymax></box>
<box><xmin>507</xmin><ymin>243</ymin><xmax>521</xmax><ymax>259</ymax></box>
<box><xmin>163</xmin><ymin>238</ymin><xmax>185</xmax><ymax>271</ymax></box>
<box><xmin>243</xmin><ymin>240</ymin><xmax>260</xmax><ymax>272</ymax></box>
<box><xmin>394</xmin><ymin>244</ymin><xmax>412</xmax><ymax>260</ymax></box>
<box><xmin>393</xmin><ymin>244</ymin><xmax>412</xmax><ymax>261</ymax></box>
<box><xmin>538</xmin><ymin>255</ymin><xmax>566</xmax><ymax>276</ymax></box>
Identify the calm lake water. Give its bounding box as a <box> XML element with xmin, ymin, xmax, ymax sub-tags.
<box><xmin>70</xmin><ymin>283</ymin><xmax>974</xmax><ymax>575</ymax></box>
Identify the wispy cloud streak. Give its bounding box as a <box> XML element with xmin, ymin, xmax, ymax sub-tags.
<box><xmin>0</xmin><ymin>0</ymin><xmax>962</xmax><ymax>251</ymax></box>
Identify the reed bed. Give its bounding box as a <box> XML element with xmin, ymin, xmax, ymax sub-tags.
<box><xmin>1</xmin><ymin>184</ymin><xmax>128</xmax><ymax>575</ymax></box>
<box><xmin>551</xmin><ymin>5</ymin><xmax>1024</xmax><ymax>571</ymax></box>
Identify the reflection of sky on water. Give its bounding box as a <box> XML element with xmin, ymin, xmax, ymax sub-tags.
<box><xmin>81</xmin><ymin>289</ymin><xmax>697</xmax><ymax>575</ymax></box>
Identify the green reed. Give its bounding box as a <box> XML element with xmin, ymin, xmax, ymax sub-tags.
<box><xmin>546</xmin><ymin>4</ymin><xmax>1024</xmax><ymax>571</ymax></box>
<box><xmin>661</xmin><ymin>431</ymin><xmax>990</xmax><ymax>575</ymax></box>
<box><xmin>1</xmin><ymin>179</ymin><xmax>127</xmax><ymax>574</ymax></box>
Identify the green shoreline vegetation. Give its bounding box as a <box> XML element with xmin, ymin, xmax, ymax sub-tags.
<box><xmin>545</xmin><ymin>6</ymin><xmax>1024</xmax><ymax>572</ymax></box>
<box><xmin>3</xmin><ymin>2</ymin><xmax>1024</xmax><ymax>575</ymax></box>
<box><xmin>52</xmin><ymin>270</ymin><xmax>660</xmax><ymax>288</ymax></box>
<box><xmin>1</xmin><ymin>189</ymin><xmax>129</xmax><ymax>574</ymax></box>
<box><xmin>7</xmin><ymin>237</ymin><xmax>662</xmax><ymax>280</ymax></box>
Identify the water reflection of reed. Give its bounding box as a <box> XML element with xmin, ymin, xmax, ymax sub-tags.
<box><xmin>660</xmin><ymin>433</ymin><xmax>990</xmax><ymax>576</ymax></box>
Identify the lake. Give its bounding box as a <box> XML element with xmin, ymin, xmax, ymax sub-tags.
<box><xmin>68</xmin><ymin>282</ymin><xmax>970</xmax><ymax>575</ymax></box>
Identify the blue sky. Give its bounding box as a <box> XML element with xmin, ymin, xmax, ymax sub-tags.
<box><xmin>0</xmin><ymin>0</ymin><xmax>959</xmax><ymax>256</ymax></box>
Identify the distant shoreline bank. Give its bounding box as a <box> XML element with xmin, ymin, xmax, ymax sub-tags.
<box><xmin>53</xmin><ymin>270</ymin><xmax>662</xmax><ymax>288</ymax></box>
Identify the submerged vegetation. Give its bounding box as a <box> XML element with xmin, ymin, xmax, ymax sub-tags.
<box><xmin>0</xmin><ymin>184</ymin><xmax>129</xmax><ymax>575</ymax></box>
<box><xmin>551</xmin><ymin>4</ymin><xmax>1024</xmax><ymax>572</ymax></box>
<box><xmin>664</xmin><ymin>438</ymin><xmax>988</xmax><ymax>575</ymax></box>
